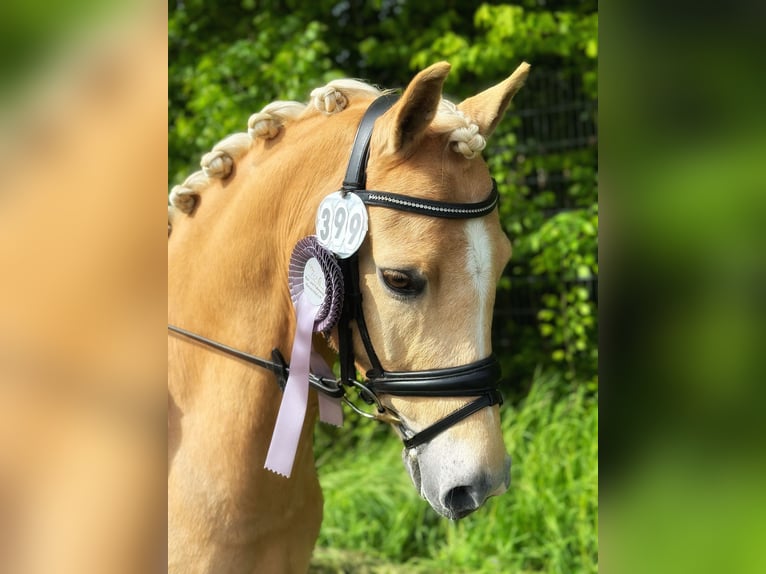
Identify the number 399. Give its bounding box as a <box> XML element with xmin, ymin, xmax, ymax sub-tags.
<box><xmin>315</xmin><ymin>192</ymin><xmax>368</xmax><ymax>258</ymax></box>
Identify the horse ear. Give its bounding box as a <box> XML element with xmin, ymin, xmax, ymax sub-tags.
<box><xmin>382</xmin><ymin>61</ymin><xmax>451</xmax><ymax>155</ymax></box>
<box><xmin>458</xmin><ymin>62</ymin><xmax>530</xmax><ymax>138</ymax></box>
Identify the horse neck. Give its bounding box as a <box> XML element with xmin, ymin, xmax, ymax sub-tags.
<box><xmin>168</xmin><ymin>110</ymin><xmax>358</xmax><ymax>453</ymax></box>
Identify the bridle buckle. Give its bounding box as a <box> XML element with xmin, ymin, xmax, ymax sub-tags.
<box><xmin>341</xmin><ymin>378</ymin><xmax>400</xmax><ymax>424</ymax></box>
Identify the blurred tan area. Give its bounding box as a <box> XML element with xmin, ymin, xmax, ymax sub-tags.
<box><xmin>0</xmin><ymin>2</ymin><xmax>166</xmax><ymax>572</ymax></box>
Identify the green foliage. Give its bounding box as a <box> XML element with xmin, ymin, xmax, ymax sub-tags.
<box><xmin>529</xmin><ymin>206</ymin><xmax>598</xmax><ymax>383</ymax></box>
<box><xmin>169</xmin><ymin>9</ymin><xmax>338</xmax><ymax>185</ymax></box>
<box><xmin>411</xmin><ymin>3</ymin><xmax>597</xmax><ymax>98</ymax></box>
<box><xmin>312</xmin><ymin>371</ymin><xmax>598</xmax><ymax>573</ymax></box>
<box><xmin>409</xmin><ymin>4</ymin><xmax>598</xmax><ymax>387</ymax></box>
<box><xmin>491</xmin><ymin>140</ymin><xmax>598</xmax><ymax>385</ymax></box>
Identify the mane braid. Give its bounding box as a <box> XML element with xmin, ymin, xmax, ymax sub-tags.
<box><xmin>168</xmin><ymin>78</ymin><xmax>485</xmax><ymax>234</ymax></box>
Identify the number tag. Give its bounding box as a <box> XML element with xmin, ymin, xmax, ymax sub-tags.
<box><xmin>315</xmin><ymin>192</ymin><xmax>368</xmax><ymax>258</ymax></box>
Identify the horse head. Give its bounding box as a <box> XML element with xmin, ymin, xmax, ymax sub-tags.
<box><xmin>345</xmin><ymin>62</ymin><xmax>529</xmax><ymax>518</ymax></box>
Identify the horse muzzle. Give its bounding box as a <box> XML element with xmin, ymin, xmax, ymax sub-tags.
<box><xmin>404</xmin><ymin>436</ymin><xmax>511</xmax><ymax>520</ymax></box>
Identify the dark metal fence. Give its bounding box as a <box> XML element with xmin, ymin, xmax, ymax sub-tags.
<box><xmin>491</xmin><ymin>67</ymin><xmax>598</xmax><ymax>360</ymax></box>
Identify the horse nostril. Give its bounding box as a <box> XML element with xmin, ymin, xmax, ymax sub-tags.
<box><xmin>442</xmin><ymin>485</ymin><xmax>482</xmax><ymax>520</ymax></box>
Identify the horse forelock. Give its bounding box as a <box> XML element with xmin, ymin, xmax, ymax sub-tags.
<box><xmin>167</xmin><ymin>78</ymin><xmax>486</xmax><ymax>233</ymax></box>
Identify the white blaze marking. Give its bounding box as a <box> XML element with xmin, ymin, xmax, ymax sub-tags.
<box><xmin>464</xmin><ymin>219</ymin><xmax>493</xmax><ymax>356</ymax></box>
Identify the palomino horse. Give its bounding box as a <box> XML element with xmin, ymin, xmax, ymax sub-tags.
<box><xmin>168</xmin><ymin>60</ymin><xmax>530</xmax><ymax>573</ymax></box>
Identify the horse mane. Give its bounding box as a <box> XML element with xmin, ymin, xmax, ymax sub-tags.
<box><xmin>168</xmin><ymin>78</ymin><xmax>486</xmax><ymax>234</ymax></box>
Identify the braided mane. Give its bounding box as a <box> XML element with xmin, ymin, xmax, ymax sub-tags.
<box><xmin>168</xmin><ymin>78</ymin><xmax>486</xmax><ymax>235</ymax></box>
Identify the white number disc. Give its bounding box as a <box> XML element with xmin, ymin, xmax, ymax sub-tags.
<box><xmin>315</xmin><ymin>192</ymin><xmax>368</xmax><ymax>258</ymax></box>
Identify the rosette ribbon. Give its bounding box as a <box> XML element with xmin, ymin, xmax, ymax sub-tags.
<box><xmin>264</xmin><ymin>237</ymin><xmax>344</xmax><ymax>477</ymax></box>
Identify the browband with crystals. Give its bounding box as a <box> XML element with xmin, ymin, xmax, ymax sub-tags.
<box><xmin>355</xmin><ymin>180</ymin><xmax>499</xmax><ymax>219</ymax></box>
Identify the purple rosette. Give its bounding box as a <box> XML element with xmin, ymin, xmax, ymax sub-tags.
<box><xmin>266</xmin><ymin>236</ymin><xmax>345</xmax><ymax>477</ymax></box>
<box><xmin>288</xmin><ymin>236</ymin><xmax>343</xmax><ymax>334</ymax></box>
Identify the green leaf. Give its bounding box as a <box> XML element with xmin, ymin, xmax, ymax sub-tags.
<box><xmin>586</xmin><ymin>38</ymin><xmax>598</xmax><ymax>58</ymax></box>
<box><xmin>576</xmin><ymin>265</ymin><xmax>592</xmax><ymax>280</ymax></box>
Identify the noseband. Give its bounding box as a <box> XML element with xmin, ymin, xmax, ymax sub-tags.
<box><xmin>169</xmin><ymin>94</ymin><xmax>504</xmax><ymax>450</ymax></box>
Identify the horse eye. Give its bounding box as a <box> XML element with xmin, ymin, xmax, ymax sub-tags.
<box><xmin>380</xmin><ymin>269</ymin><xmax>425</xmax><ymax>296</ymax></box>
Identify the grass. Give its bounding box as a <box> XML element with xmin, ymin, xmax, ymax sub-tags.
<box><xmin>310</xmin><ymin>371</ymin><xmax>598</xmax><ymax>573</ymax></box>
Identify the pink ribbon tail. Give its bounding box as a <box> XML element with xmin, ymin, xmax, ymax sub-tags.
<box><xmin>264</xmin><ymin>296</ymin><xmax>318</xmax><ymax>478</ymax></box>
<box><xmin>311</xmin><ymin>350</ymin><xmax>343</xmax><ymax>427</ymax></box>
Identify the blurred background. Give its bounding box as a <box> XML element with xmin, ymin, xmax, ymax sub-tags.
<box><xmin>600</xmin><ymin>1</ymin><xmax>766</xmax><ymax>573</ymax></box>
<box><xmin>0</xmin><ymin>1</ymin><xmax>166</xmax><ymax>572</ymax></box>
<box><xmin>170</xmin><ymin>1</ymin><xmax>598</xmax><ymax>572</ymax></box>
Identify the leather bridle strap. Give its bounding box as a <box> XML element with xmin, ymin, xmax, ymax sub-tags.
<box><xmin>341</xmin><ymin>93</ymin><xmax>400</xmax><ymax>193</ymax></box>
<box><xmin>337</xmin><ymin>253</ymin><xmax>385</xmax><ymax>387</ymax></box>
<box><xmin>366</xmin><ymin>355</ymin><xmax>501</xmax><ymax>396</ymax></box>
<box><xmin>355</xmin><ymin>180</ymin><xmax>499</xmax><ymax>219</ymax></box>
<box><xmin>336</xmin><ymin>95</ymin><xmax>396</xmax><ymax>386</ymax></box>
<box><xmin>403</xmin><ymin>390</ymin><xmax>503</xmax><ymax>450</ymax></box>
<box><xmin>167</xmin><ymin>324</ymin><xmax>345</xmax><ymax>398</ymax></box>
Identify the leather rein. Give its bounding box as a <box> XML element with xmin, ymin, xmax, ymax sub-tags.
<box><xmin>168</xmin><ymin>94</ymin><xmax>504</xmax><ymax>450</ymax></box>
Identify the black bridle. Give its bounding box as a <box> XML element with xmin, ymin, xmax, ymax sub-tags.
<box><xmin>168</xmin><ymin>94</ymin><xmax>504</xmax><ymax>450</ymax></box>
<box><xmin>333</xmin><ymin>94</ymin><xmax>503</xmax><ymax>449</ymax></box>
